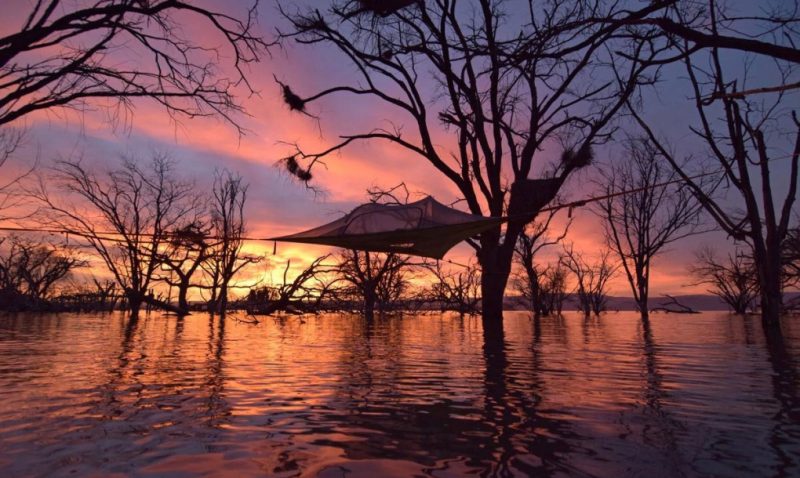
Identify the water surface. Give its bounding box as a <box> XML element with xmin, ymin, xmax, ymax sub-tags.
<box><xmin>0</xmin><ymin>311</ymin><xmax>797</xmax><ymax>477</ymax></box>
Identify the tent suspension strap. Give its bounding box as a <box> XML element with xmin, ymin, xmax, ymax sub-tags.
<box><xmin>501</xmin><ymin>169</ymin><xmax>718</xmax><ymax>223</ymax></box>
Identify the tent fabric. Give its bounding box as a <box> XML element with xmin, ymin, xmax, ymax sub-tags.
<box><xmin>270</xmin><ymin>196</ymin><xmax>503</xmax><ymax>259</ymax></box>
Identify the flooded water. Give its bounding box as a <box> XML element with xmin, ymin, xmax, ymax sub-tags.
<box><xmin>0</xmin><ymin>311</ymin><xmax>797</xmax><ymax>477</ymax></box>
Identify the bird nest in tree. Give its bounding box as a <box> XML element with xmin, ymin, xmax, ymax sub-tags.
<box><xmin>561</xmin><ymin>144</ymin><xmax>594</xmax><ymax>170</ymax></box>
<box><xmin>281</xmin><ymin>83</ymin><xmax>306</xmax><ymax>112</ymax></box>
<box><xmin>350</xmin><ymin>0</ymin><xmax>417</xmax><ymax>17</ymax></box>
<box><xmin>281</xmin><ymin>155</ymin><xmax>313</xmax><ymax>182</ymax></box>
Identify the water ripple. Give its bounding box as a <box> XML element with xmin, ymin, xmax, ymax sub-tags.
<box><xmin>0</xmin><ymin>311</ymin><xmax>797</xmax><ymax>477</ymax></box>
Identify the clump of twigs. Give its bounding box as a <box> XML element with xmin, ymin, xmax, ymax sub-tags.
<box><xmin>348</xmin><ymin>0</ymin><xmax>417</xmax><ymax>17</ymax></box>
<box><xmin>561</xmin><ymin>144</ymin><xmax>594</xmax><ymax>170</ymax></box>
<box><xmin>274</xmin><ymin>75</ymin><xmax>307</xmax><ymax>113</ymax></box>
<box><xmin>280</xmin><ymin>155</ymin><xmax>313</xmax><ymax>182</ymax></box>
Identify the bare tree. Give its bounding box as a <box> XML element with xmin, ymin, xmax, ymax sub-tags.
<box><xmin>513</xmin><ymin>212</ymin><xmax>570</xmax><ymax>317</ymax></box>
<box><xmin>276</xmin><ymin>1</ymin><xmax>672</xmax><ymax>332</ymax></box>
<box><xmin>539</xmin><ymin>260</ymin><xmax>570</xmax><ymax>316</ymax></box>
<box><xmin>334</xmin><ymin>249</ymin><xmax>411</xmax><ymax>320</ymax></box>
<box><xmin>562</xmin><ymin>245</ymin><xmax>618</xmax><ymax>316</ymax></box>
<box><xmin>426</xmin><ymin>260</ymin><xmax>481</xmax><ymax>316</ymax></box>
<box><xmin>596</xmin><ymin>137</ymin><xmax>703</xmax><ymax>322</ymax></box>
<box><xmin>36</xmin><ymin>153</ymin><xmax>195</xmax><ymax>317</ymax></box>
<box><xmin>158</xmin><ymin>220</ymin><xmax>211</xmax><ymax>313</ymax></box>
<box><xmin>0</xmin><ymin>235</ymin><xmax>85</xmax><ymax>308</ymax></box>
<box><xmin>690</xmin><ymin>248</ymin><xmax>759</xmax><ymax>314</ymax></box>
<box><xmin>629</xmin><ymin>2</ymin><xmax>800</xmax><ymax>328</ymax></box>
<box><xmin>248</xmin><ymin>255</ymin><xmax>336</xmax><ymax>314</ymax></box>
<box><xmin>0</xmin><ymin>0</ymin><xmax>271</xmax><ymax>133</ymax></box>
<box><xmin>203</xmin><ymin>169</ymin><xmax>258</xmax><ymax>315</ymax></box>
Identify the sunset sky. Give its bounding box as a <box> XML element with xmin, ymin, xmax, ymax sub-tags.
<box><xmin>2</xmin><ymin>0</ymin><xmax>797</xmax><ymax>298</ymax></box>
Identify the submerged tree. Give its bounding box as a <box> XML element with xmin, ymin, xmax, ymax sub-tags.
<box><xmin>0</xmin><ymin>0</ymin><xmax>271</xmax><ymax>133</ymax></box>
<box><xmin>513</xmin><ymin>212</ymin><xmax>569</xmax><ymax>317</ymax></box>
<box><xmin>334</xmin><ymin>249</ymin><xmax>411</xmax><ymax>320</ymax></box>
<box><xmin>538</xmin><ymin>261</ymin><xmax>570</xmax><ymax>317</ymax></box>
<box><xmin>158</xmin><ymin>220</ymin><xmax>211</xmax><ymax>313</ymax></box>
<box><xmin>203</xmin><ymin>170</ymin><xmax>258</xmax><ymax>315</ymax></box>
<box><xmin>248</xmin><ymin>255</ymin><xmax>336</xmax><ymax>314</ymax></box>
<box><xmin>277</xmin><ymin>0</ymin><xmax>672</xmax><ymax>332</ymax></box>
<box><xmin>562</xmin><ymin>245</ymin><xmax>617</xmax><ymax>316</ymax></box>
<box><xmin>629</xmin><ymin>1</ymin><xmax>800</xmax><ymax>328</ymax></box>
<box><xmin>690</xmin><ymin>248</ymin><xmax>759</xmax><ymax>314</ymax></box>
<box><xmin>426</xmin><ymin>260</ymin><xmax>482</xmax><ymax>316</ymax></box>
<box><xmin>38</xmin><ymin>154</ymin><xmax>195</xmax><ymax>317</ymax></box>
<box><xmin>0</xmin><ymin>235</ymin><xmax>85</xmax><ymax>308</ymax></box>
<box><xmin>596</xmin><ymin>138</ymin><xmax>703</xmax><ymax>322</ymax></box>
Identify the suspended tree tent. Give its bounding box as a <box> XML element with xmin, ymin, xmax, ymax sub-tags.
<box><xmin>270</xmin><ymin>179</ymin><xmax>570</xmax><ymax>259</ymax></box>
<box><xmin>270</xmin><ymin>196</ymin><xmax>504</xmax><ymax>259</ymax></box>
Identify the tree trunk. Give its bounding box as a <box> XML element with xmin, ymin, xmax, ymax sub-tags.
<box><xmin>638</xmin><ymin>286</ymin><xmax>649</xmax><ymax>323</ymax></box>
<box><xmin>481</xmin><ymin>273</ymin><xmax>505</xmax><ymax>321</ymax></box>
<box><xmin>125</xmin><ymin>289</ymin><xmax>142</xmax><ymax>319</ymax></box>
<box><xmin>760</xmin><ymin>266</ymin><xmax>782</xmax><ymax>328</ymax></box>
<box><xmin>177</xmin><ymin>278</ymin><xmax>190</xmax><ymax>313</ymax></box>
<box><xmin>636</xmin><ymin>266</ymin><xmax>649</xmax><ymax>322</ymax></box>
<box><xmin>217</xmin><ymin>281</ymin><xmax>229</xmax><ymax>315</ymax></box>
<box><xmin>480</xmin><ymin>252</ymin><xmax>512</xmax><ymax>339</ymax></box>
<box><xmin>755</xmin><ymin>240</ymin><xmax>783</xmax><ymax>329</ymax></box>
<box><xmin>363</xmin><ymin>288</ymin><xmax>376</xmax><ymax>322</ymax></box>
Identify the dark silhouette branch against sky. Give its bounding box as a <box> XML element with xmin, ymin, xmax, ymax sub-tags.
<box><xmin>0</xmin><ymin>0</ymin><xmax>272</xmax><ymax>134</ymax></box>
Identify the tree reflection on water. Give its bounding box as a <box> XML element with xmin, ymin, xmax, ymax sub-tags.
<box><xmin>0</xmin><ymin>311</ymin><xmax>797</xmax><ymax>477</ymax></box>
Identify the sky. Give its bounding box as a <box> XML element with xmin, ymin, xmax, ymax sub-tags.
<box><xmin>1</xmin><ymin>0</ymin><xmax>797</xmax><ymax>299</ymax></box>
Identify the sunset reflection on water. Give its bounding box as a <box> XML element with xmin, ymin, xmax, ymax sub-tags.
<box><xmin>0</xmin><ymin>312</ymin><xmax>797</xmax><ymax>477</ymax></box>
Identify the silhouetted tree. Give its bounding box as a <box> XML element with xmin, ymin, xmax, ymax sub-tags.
<box><xmin>539</xmin><ymin>260</ymin><xmax>570</xmax><ymax>316</ymax></box>
<box><xmin>0</xmin><ymin>235</ymin><xmax>84</xmax><ymax>308</ymax></box>
<box><xmin>562</xmin><ymin>245</ymin><xmax>617</xmax><ymax>316</ymax></box>
<box><xmin>629</xmin><ymin>2</ymin><xmax>800</xmax><ymax>328</ymax></box>
<box><xmin>158</xmin><ymin>220</ymin><xmax>211</xmax><ymax>313</ymax></box>
<box><xmin>513</xmin><ymin>212</ymin><xmax>570</xmax><ymax>317</ymax></box>
<box><xmin>37</xmin><ymin>153</ymin><xmax>195</xmax><ymax>317</ymax></box>
<box><xmin>0</xmin><ymin>0</ymin><xmax>271</xmax><ymax>133</ymax></box>
<box><xmin>277</xmin><ymin>0</ymin><xmax>672</xmax><ymax>332</ymax></box>
<box><xmin>203</xmin><ymin>169</ymin><xmax>258</xmax><ymax>315</ymax></box>
<box><xmin>334</xmin><ymin>249</ymin><xmax>411</xmax><ymax>319</ymax></box>
<box><xmin>426</xmin><ymin>260</ymin><xmax>481</xmax><ymax>316</ymax></box>
<box><xmin>690</xmin><ymin>248</ymin><xmax>759</xmax><ymax>314</ymax></box>
<box><xmin>596</xmin><ymin>137</ymin><xmax>703</xmax><ymax>322</ymax></box>
<box><xmin>249</xmin><ymin>255</ymin><xmax>336</xmax><ymax>314</ymax></box>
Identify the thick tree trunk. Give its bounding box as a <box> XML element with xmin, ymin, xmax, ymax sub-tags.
<box><xmin>125</xmin><ymin>289</ymin><xmax>142</xmax><ymax>319</ymax></box>
<box><xmin>637</xmin><ymin>269</ymin><xmax>650</xmax><ymax>323</ymax></box>
<box><xmin>480</xmin><ymin>249</ymin><xmax>513</xmax><ymax>339</ymax></box>
<box><xmin>217</xmin><ymin>282</ymin><xmax>229</xmax><ymax>315</ymax></box>
<box><xmin>755</xmin><ymin>240</ymin><xmax>783</xmax><ymax>329</ymax></box>
<box><xmin>363</xmin><ymin>288</ymin><xmax>376</xmax><ymax>321</ymax></box>
<box><xmin>481</xmin><ymin>273</ymin><xmax>506</xmax><ymax>320</ymax></box>
<box><xmin>177</xmin><ymin>279</ymin><xmax>190</xmax><ymax>313</ymax></box>
<box><xmin>760</xmin><ymin>268</ymin><xmax>782</xmax><ymax>327</ymax></box>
